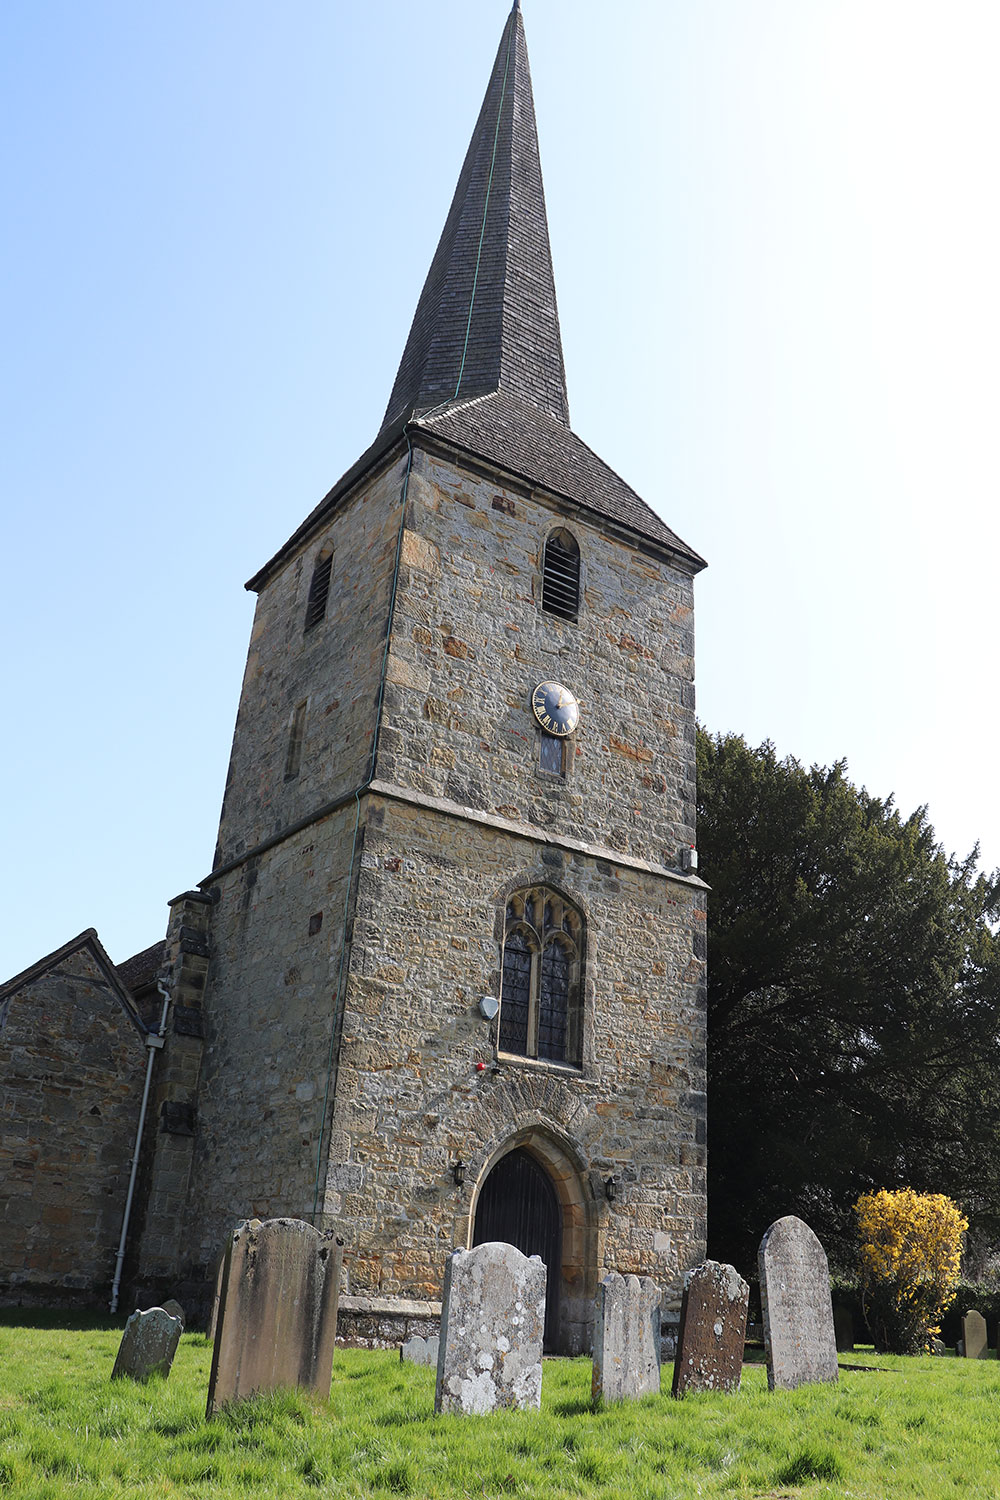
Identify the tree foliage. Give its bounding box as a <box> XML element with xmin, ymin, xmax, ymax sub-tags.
<box><xmin>855</xmin><ymin>1188</ymin><xmax>966</xmax><ymax>1354</ymax></box>
<box><xmin>699</xmin><ymin>728</ymin><xmax>1000</xmax><ymax>1278</ymax></box>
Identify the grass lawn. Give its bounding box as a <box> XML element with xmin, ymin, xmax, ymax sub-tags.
<box><xmin>2</xmin><ymin>1314</ymin><xmax>1000</xmax><ymax>1498</ymax></box>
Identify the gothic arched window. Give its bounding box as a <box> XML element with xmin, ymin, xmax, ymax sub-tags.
<box><xmin>498</xmin><ymin>887</ymin><xmax>583</xmax><ymax>1066</ymax></box>
<box><xmin>304</xmin><ymin>546</ymin><xmax>333</xmax><ymax>632</ymax></box>
<box><xmin>541</xmin><ymin>529</ymin><xmax>580</xmax><ymax>622</ymax></box>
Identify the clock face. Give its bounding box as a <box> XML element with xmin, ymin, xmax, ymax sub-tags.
<box><xmin>531</xmin><ymin>681</ymin><xmax>580</xmax><ymax>738</ymax></box>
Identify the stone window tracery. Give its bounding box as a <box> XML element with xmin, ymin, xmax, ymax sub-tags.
<box><xmin>498</xmin><ymin>887</ymin><xmax>583</xmax><ymax>1066</ymax></box>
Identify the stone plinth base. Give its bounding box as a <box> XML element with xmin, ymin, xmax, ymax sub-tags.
<box><xmin>337</xmin><ymin>1295</ymin><xmax>441</xmax><ymax>1349</ymax></box>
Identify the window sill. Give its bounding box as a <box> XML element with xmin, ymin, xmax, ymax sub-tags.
<box><xmin>496</xmin><ymin>1050</ymin><xmax>584</xmax><ymax>1078</ymax></box>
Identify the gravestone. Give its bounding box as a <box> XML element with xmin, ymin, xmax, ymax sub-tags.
<box><xmin>161</xmin><ymin>1299</ymin><xmax>186</xmax><ymax>1330</ymax></box>
<box><xmin>206</xmin><ymin>1217</ymin><xmax>342</xmax><ymax>1416</ymax></box>
<box><xmin>206</xmin><ymin>1247</ymin><xmax>228</xmax><ymax>1341</ymax></box>
<box><xmin>111</xmin><ymin>1307</ymin><xmax>183</xmax><ymax>1382</ymax></box>
<box><xmin>833</xmin><ymin>1305</ymin><xmax>854</xmax><ymax>1353</ymax></box>
<box><xmin>963</xmin><ymin>1309</ymin><xmax>988</xmax><ymax>1359</ymax></box>
<box><xmin>758</xmin><ymin>1216</ymin><xmax>838</xmax><ymax>1391</ymax></box>
<box><xmin>434</xmin><ymin>1241</ymin><xmax>545</xmax><ymax>1415</ymax></box>
<box><xmin>400</xmin><ymin>1334</ymin><xmax>439</xmax><ymax>1368</ymax></box>
<box><xmin>592</xmin><ymin>1273</ymin><xmax>661</xmax><ymax>1402</ymax></box>
<box><xmin>672</xmin><ymin>1260</ymin><xmax>748</xmax><ymax>1397</ymax></box>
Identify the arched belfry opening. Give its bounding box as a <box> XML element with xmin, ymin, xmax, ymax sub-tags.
<box><xmin>470</xmin><ymin>1132</ymin><xmax>596</xmax><ymax>1355</ymax></box>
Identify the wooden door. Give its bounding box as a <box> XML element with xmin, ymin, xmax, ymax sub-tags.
<box><xmin>473</xmin><ymin>1147</ymin><xmax>562</xmax><ymax>1351</ymax></box>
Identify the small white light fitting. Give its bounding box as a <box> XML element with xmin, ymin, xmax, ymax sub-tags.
<box><xmin>479</xmin><ymin>994</ymin><xmax>499</xmax><ymax>1021</ymax></box>
<box><xmin>681</xmin><ymin>845</ymin><xmax>698</xmax><ymax>874</ymax></box>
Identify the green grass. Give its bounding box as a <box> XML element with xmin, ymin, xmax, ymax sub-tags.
<box><xmin>2</xmin><ymin>1314</ymin><xmax>1000</xmax><ymax>1498</ymax></box>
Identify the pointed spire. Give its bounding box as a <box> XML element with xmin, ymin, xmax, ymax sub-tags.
<box><xmin>379</xmin><ymin>5</ymin><xmax>568</xmax><ymax>436</ymax></box>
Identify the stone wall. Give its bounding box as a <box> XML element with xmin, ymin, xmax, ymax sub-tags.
<box><xmin>178</xmin><ymin>806</ymin><xmax>360</xmax><ymax>1279</ymax></box>
<box><xmin>375</xmin><ymin>447</ymin><xmax>697</xmax><ymax>868</ymax></box>
<box><xmin>213</xmin><ymin>455</ymin><xmax>406</xmax><ymax>869</ymax></box>
<box><xmin>134</xmin><ymin>891</ymin><xmax>212</xmax><ymax>1304</ymax></box>
<box><xmin>0</xmin><ymin>941</ymin><xmax>147</xmax><ymax>1306</ymax></box>
<box><xmin>326</xmin><ymin>793</ymin><xmax>706</xmax><ymax>1350</ymax></box>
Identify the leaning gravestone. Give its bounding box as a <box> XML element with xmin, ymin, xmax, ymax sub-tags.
<box><xmin>161</xmin><ymin>1299</ymin><xmax>186</xmax><ymax>1330</ymax></box>
<box><xmin>963</xmin><ymin>1309</ymin><xmax>988</xmax><ymax>1359</ymax></box>
<box><xmin>592</xmin><ymin>1273</ymin><xmax>661</xmax><ymax>1402</ymax></box>
<box><xmin>206</xmin><ymin>1247</ymin><xmax>228</xmax><ymax>1342</ymax></box>
<box><xmin>206</xmin><ymin>1218</ymin><xmax>342</xmax><ymax>1417</ymax></box>
<box><xmin>759</xmin><ymin>1216</ymin><xmax>838</xmax><ymax>1391</ymax></box>
<box><xmin>111</xmin><ymin>1307</ymin><xmax>183</xmax><ymax>1382</ymax></box>
<box><xmin>672</xmin><ymin>1260</ymin><xmax>748</xmax><ymax>1397</ymax></box>
<box><xmin>400</xmin><ymin>1334</ymin><xmax>439</xmax><ymax>1368</ymax></box>
<box><xmin>435</xmin><ymin>1242</ymin><xmax>545</xmax><ymax>1415</ymax></box>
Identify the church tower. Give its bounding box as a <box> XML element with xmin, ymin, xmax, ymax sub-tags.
<box><xmin>164</xmin><ymin>3</ymin><xmax>707</xmax><ymax>1352</ymax></box>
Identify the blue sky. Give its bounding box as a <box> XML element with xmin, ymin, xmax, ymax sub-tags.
<box><xmin>3</xmin><ymin>0</ymin><xmax>998</xmax><ymax>979</ymax></box>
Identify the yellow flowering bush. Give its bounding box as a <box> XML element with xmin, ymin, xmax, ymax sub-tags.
<box><xmin>855</xmin><ymin>1188</ymin><xmax>967</xmax><ymax>1354</ymax></box>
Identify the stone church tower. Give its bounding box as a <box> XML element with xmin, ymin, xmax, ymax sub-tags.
<box><xmin>142</xmin><ymin>2</ymin><xmax>707</xmax><ymax>1353</ymax></box>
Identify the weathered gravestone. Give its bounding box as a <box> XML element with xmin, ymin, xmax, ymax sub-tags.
<box><xmin>111</xmin><ymin>1307</ymin><xmax>183</xmax><ymax>1382</ymax></box>
<box><xmin>434</xmin><ymin>1242</ymin><xmax>545</xmax><ymax>1415</ymax></box>
<box><xmin>592</xmin><ymin>1273</ymin><xmax>661</xmax><ymax>1403</ymax></box>
<box><xmin>672</xmin><ymin>1260</ymin><xmax>748</xmax><ymax>1398</ymax></box>
<box><xmin>400</xmin><ymin>1334</ymin><xmax>439</xmax><ymax>1368</ymax></box>
<box><xmin>833</xmin><ymin>1305</ymin><xmax>854</xmax><ymax>1353</ymax></box>
<box><xmin>206</xmin><ymin>1217</ymin><xmax>342</xmax><ymax>1417</ymax></box>
<box><xmin>161</xmin><ymin>1299</ymin><xmax>186</xmax><ymax>1330</ymax></box>
<box><xmin>759</xmin><ymin>1216</ymin><xmax>838</xmax><ymax>1391</ymax></box>
<box><xmin>963</xmin><ymin>1309</ymin><xmax>988</xmax><ymax>1359</ymax></box>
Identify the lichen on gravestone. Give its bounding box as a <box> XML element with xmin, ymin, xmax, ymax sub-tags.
<box><xmin>111</xmin><ymin>1307</ymin><xmax>183</xmax><ymax>1382</ymax></box>
<box><xmin>592</xmin><ymin>1272</ymin><xmax>661</xmax><ymax>1403</ymax></box>
<box><xmin>672</xmin><ymin>1260</ymin><xmax>748</xmax><ymax>1398</ymax></box>
<box><xmin>434</xmin><ymin>1242</ymin><xmax>545</xmax><ymax>1415</ymax></box>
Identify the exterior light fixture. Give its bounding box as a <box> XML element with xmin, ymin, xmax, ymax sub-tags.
<box><xmin>452</xmin><ymin>1160</ymin><xmax>466</xmax><ymax>1187</ymax></box>
<box><xmin>604</xmin><ymin>1175</ymin><xmax>618</xmax><ymax>1203</ymax></box>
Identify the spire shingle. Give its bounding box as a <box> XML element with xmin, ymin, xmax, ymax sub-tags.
<box><xmin>380</xmin><ymin>6</ymin><xmax>569</xmax><ymax>434</ymax></box>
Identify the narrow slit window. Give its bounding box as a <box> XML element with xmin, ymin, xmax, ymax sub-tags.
<box><xmin>538</xmin><ymin>733</ymin><xmax>564</xmax><ymax>776</ymax></box>
<box><xmin>541</xmin><ymin>530</ymin><xmax>580</xmax><ymax>621</ymax></box>
<box><xmin>284</xmin><ymin>701</ymin><xmax>308</xmax><ymax>781</ymax></box>
<box><xmin>304</xmin><ymin>551</ymin><xmax>333</xmax><ymax>632</ymax></box>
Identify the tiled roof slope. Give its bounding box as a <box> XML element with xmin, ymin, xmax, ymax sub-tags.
<box><xmin>380</xmin><ymin>3</ymin><xmax>569</xmax><ymax>433</ymax></box>
<box><xmin>116</xmin><ymin>940</ymin><xmax>166</xmax><ymax>996</ymax></box>
<box><xmin>415</xmin><ymin>393</ymin><xmax>705</xmax><ymax>566</ymax></box>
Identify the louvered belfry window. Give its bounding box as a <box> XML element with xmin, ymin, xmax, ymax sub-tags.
<box><xmin>498</xmin><ymin>887</ymin><xmax>583</xmax><ymax>1066</ymax></box>
<box><xmin>541</xmin><ymin>529</ymin><xmax>580</xmax><ymax>621</ymax></box>
<box><xmin>304</xmin><ymin>550</ymin><xmax>333</xmax><ymax>632</ymax></box>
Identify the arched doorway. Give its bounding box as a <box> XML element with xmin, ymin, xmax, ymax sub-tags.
<box><xmin>473</xmin><ymin>1147</ymin><xmax>562</xmax><ymax>1351</ymax></box>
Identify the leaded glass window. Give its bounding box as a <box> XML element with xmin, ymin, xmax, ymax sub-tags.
<box><xmin>538</xmin><ymin>939</ymin><xmax>570</xmax><ymax>1060</ymax></box>
<box><xmin>496</xmin><ymin>887</ymin><xmax>583</xmax><ymax>1066</ymax></box>
<box><xmin>499</xmin><ymin>931</ymin><xmax>532</xmax><ymax>1055</ymax></box>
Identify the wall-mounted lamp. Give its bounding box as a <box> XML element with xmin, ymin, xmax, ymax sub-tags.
<box><xmin>451</xmin><ymin>1160</ymin><xmax>466</xmax><ymax>1187</ymax></box>
<box><xmin>604</xmin><ymin>1175</ymin><xmax>618</xmax><ymax>1203</ymax></box>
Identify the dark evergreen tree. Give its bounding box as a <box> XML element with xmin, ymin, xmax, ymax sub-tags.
<box><xmin>699</xmin><ymin>727</ymin><xmax>1000</xmax><ymax>1279</ymax></box>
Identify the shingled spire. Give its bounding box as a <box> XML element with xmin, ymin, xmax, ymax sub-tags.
<box><xmin>247</xmin><ymin>3</ymin><xmax>705</xmax><ymax>591</ymax></box>
<box><xmin>380</xmin><ymin>3</ymin><xmax>569</xmax><ymax>434</ymax></box>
